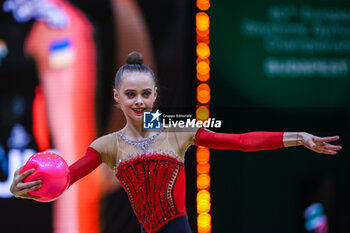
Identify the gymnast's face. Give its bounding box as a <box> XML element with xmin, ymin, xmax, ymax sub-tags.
<box><xmin>113</xmin><ymin>72</ymin><xmax>157</xmax><ymax>121</ymax></box>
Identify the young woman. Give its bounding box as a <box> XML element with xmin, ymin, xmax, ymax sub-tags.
<box><xmin>10</xmin><ymin>52</ymin><xmax>342</xmax><ymax>233</ymax></box>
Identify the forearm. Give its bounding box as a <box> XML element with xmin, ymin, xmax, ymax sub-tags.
<box><xmin>194</xmin><ymin>128</ymin><xmax>285</xmax><ymax>152</ymax></box>
<box><xmin>283</xmin><ymin>132</ymin><xmax>305</xmax><ymax>147</ymax></box>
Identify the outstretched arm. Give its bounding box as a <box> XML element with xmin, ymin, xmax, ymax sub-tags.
<box><xmin>194</xmin><ymin>128</ymin><xmax>341</xmax><ymax>155</ymax></box>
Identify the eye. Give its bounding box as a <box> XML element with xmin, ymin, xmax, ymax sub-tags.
<box><xmin>143</xmin><ymin>91</ymin><xmax>151</xmax><ymax>97</ymax></box>
<box><xmin>126</xmin><ymin>92</ymin><xmax>135</xmax><ymax>98</ymax></box>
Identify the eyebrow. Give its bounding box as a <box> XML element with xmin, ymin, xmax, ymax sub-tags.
<box><xmin>124</xmin><ymin>88</ymin><xmax>152</xmax><ymax>92</ymax></box>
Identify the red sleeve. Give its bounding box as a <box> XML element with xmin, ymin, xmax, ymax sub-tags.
<box><xmin>68</xmin><ymin>147</ymin><xmax>102</xmax><ymax>188</ymax></box>
<box><xmin>194</xmin><ymin>127</ymin><xmax>285</xmax><ymax>152</ymax></box>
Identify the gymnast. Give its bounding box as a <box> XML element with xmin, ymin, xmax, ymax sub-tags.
<box><xmin>10</xmin><ymin>52</ymin><xmax>342</xmax><ymax>233</ymax></box>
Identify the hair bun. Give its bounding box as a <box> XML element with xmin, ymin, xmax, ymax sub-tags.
<box><xmin>126</xmin><ymin>51</ymin><xmax>144</xmax><ymax>65</ymax></box>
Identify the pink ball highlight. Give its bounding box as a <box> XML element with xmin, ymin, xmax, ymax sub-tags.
<box><xmin>21</xmin><ymin>151</ymin><xmax>70</xmax><ymax>202</ymax></box>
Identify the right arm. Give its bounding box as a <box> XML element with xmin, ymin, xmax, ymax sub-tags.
<box><xmin>65</xmin><ymin>132</ymin><xmax>117</xmax><ymax>188</ymax></box>
<box><xmin>68</xmin><ymin>147</ymin><xmax>102</xmax><ymax>188</ymax></box>
<box><xmin>10</xmin><ymin>147</ymin><xmax>103</xmax><ymax>200</ymax></box>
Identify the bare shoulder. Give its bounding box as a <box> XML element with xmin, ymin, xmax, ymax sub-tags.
<box><xmin>89</xmin><ymin>132</ymin><xmax>118</xmax><ymax>168</ymax></box>
<box><xmin>168</xmin><ymin>127</ymin><xmax>197</xmax><ymax>147</ymax></box>
<box><xmin>89</xmin><ymin>132</ymin><xmax>117</xmax><ymax>155</ymax></box>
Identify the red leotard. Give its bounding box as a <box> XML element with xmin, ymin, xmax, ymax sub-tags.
<box><xmin>68</xmin><ymin>127</ymin><xmax>285</xmax><ymax>232</ymax></box>
<box><xmin>116</xmin><ymin>153</ymin><xmax>186</xmax><ymax>233</ymax></box>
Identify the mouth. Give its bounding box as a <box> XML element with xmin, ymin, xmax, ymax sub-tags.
<box><xmin>132</xmin><ymin>108</ymin><xmax>146</xmax><ymax>114</ymax></box>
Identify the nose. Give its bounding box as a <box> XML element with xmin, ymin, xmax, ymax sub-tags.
<box><xmin>135</xmin><ymin>94</ymin><xmax>144</xmax><ymax>106</ymax></box>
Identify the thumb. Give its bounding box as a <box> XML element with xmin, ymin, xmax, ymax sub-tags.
<box><xmin>309</xmin><ymin>141</ymin><xmax>317</xmax><ymax>149</ymax></box>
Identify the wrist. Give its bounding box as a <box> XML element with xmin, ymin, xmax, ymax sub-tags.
<box><xmin>283</xmin><ymin>132</ymin><xmax>304</xmax><ymax>147</ymax></box>
<box><xmin>296</xmin><ymin>132</ymin><xmax>306</xmax><ymax>146</ymax></box>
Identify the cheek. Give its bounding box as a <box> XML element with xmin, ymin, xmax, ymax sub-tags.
<box><xmin>119</xmin><ymin>98</ymin><xmax>133</xmax><ymax>108</ymax></box>
<box><xmin>146</xmin><ymin>96</ymin><xmax>156</xmax><ymax>105</ymax></box>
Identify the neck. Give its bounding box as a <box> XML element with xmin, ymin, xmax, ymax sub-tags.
<box><xmin>123</xmin><ymin>119</ymin><xmax>150</xmax><ymax>140</ymax></box>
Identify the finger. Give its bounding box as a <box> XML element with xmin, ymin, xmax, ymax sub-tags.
<box><xmin>27</xmin><ymin>183</ymin><xmax>42</xmax><ymax>192</ymax></box>
<box><xmin>309</xmin><ymin>142</ymin><xmax>317</xmax><ymax>150</ymax></box>
<box><xmin>323</xmin><ymin>144</ymin><xmax>342</xmax><ymax>150</ymax></box>
<box><xmin>319</xmin><ymin>136</ymin><xmax>339</xmax><ymax>143</ymax></box>
<box><xmin>28</xmin><ymin>194</ymin><xmax>42</xmax><ymax>200</ymax></box>
<box><xmin>16</xmin><ymin>183</ymin><xmax>42</xmax><ymax>196</ymax></box>
<box><xmin>17</xmin><ymin>180</ymin><xmax>42</xmax><ymax>190</ymax></box>
<box><xmin>21</xmin><ymin>193</ymin><xmax>42</xmax><ymax>200</ymax></box>
<box><xmin>322</xmin><ymin>150</ymin><xmax>337</xmax><ymax>155</ymax></box>
<box><xmin>315</xmin><ymin>147</ymin><xmax>338</xmax><ymax>155</ymax></box>
<box><xmin>16</xmin><ymin>168</ymin><xmax>35</xmax><ymax>183</ymax></box>
<box><xmin>14</xmin><ymin>166</ymin><xmax>24</xmax><ymax>176</ymax></box>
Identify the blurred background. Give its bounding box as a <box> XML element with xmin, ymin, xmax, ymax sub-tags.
<box><xmin>0</xmin><ymin>0</ymin><xmax>349</xmax><ymax>233</ymax></box>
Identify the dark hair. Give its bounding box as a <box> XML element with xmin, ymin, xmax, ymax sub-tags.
<box><xmin>114</xmin><ymin>51</ymin><xmax>157</xmax><ymax>89</ymax></box>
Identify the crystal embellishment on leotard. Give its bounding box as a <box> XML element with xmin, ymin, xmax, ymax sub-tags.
<box><xmin>167</xmin><ymin>164</ymin><xmax>180</xmax><ymax>214</ymax></box>
<box><xmin>113</xmin><ymin>149</ymin><xmax>183</xmax><ymax>172</ymax></box>
<box><xmin>117</xmin><ymin>128</ymin><xmax>164</xmax><ymax>152</ymax></box>
<box><xmin>115</xmin><ymin>153</ymin><xmax>186</xmax><ymax>233</ymax></box>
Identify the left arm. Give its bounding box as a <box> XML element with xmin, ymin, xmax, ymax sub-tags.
<box><xmin>194</xmin><ymin>128</ymin><xmax>341</xmax><ymax>155</ymax></box>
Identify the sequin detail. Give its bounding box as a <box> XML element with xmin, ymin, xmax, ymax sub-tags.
<box><xmin>119</xmin><ymin>176</ymin><xmax>135</xmax><ymax>209</ymax></box>
<box><xmin>115</xmin><ymin>153</ymin><xmax>186</xmax><ymax>233</ymax></box>
<box><xmin>113</xmin><ymin>149</ymin><xmax>183</xmax><ymax>172</ymax></box>
<box><xmin>167</xmin><ymin>164</ymin><xmax>179</xmax><ymax>215</ymax></box>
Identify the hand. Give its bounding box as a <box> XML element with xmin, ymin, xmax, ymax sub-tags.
<box><xmin>301</xmin><ymin>133</ymin><xmax>342</xmax><ymax>155</ymax></box>
<box><xmin>10</xmin><ymin>166</ymin><xmax>42</xmax><ymax>200</ymax></box>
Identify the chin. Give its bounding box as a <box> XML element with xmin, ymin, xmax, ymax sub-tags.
<box><xmin>130</xmin><ymin>114</ymin><xmax>143</xmax><ymax>121</ymax></box>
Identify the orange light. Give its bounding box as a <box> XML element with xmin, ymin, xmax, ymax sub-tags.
<box><xmin>197</xmin><ymin>174</ymin><xmax>210</xmax><ymax>190</ymax></box>
<box><xmin>197</xmin><ymin>72</ymin><xmax>210</xmax><ymax>82</ymax></box>
<box><xmin>197</xmin><ymin>147</ymin><xmax>210</xmax><ymax>163</ymax></box>
<box><xmin>196</xmin><ymin>28</ymin><xmax>210</xmax><ymax>37</ymax></box>
<box><xmin>197</xmin><ymin>43</ymin><xmax>211</xmax><ymax>59</ymax></box>
<box><xmin>197</xmin><ymin>0</ymin><xmax>210</xmax><ymax>11</ymax></box>
<box><xmin>196</xmin><ymin>105</ymin><xmax>209</xmax><ymax>120</ymax></box>
<box><xmin>197</xmin><ymin>83</ymin><xmax>211</xmax><ymax>104</ymax></box>
<box><xmin>197</xmin><ymin>35</ymin><xmax>210</xmax><ymax>44</ymax></box>
<box><xmin>198</xmin><ymin>213</ymin><xmax>211</xmax><ymax>232</ymax></box>
<box><xmin>198</xmin><ymin>224</ymin><xmax>211</xmax><ymax>233</ymax></box>
<box><xmin>197</xmin><ymin>61</ymin><xmax>210</xmax><ymax>75</ymax></box>
<box><xmin>197</xmin><ymin>83</ymin><xmax>210</xmax><ymax>92</ymax></box>
<box><xmin>196</xmin><ymin>12</ymin><xmax>210</xmax><ymax>31</ymax></box>
<box><xmin>196</xmin><ymin>57</ymin><xmax>210</xmax><ymax>65</ymax></box>
<box><xmin>197</xmin><ymin>91</ymin><xmax>210</xmax><ymax>104</ymax></box>
<box><xmin>198</xmin><ymin>226</ymin><xmax>211</xmax><ymax>233</ymax></box>
<box><xmin>197</xmin><ymin>190</ymin><xmax>211</xmax><ymax>202</ymax></box>
<box><xmin>197</xmin><ymin>199</ymin><xmax>211</xmax><ymax>213</ymax></box>
<box><xmin>196</xmin><ymin>4</ymin><xmax>211</xmax><ymax>232</ymax></box>
<box><xmin>197</xmin><ymin>163</ymin><xmax>210</xmax><ymax>174</ymax></box>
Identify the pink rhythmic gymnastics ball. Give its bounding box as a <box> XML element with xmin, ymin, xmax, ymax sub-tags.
<box><xmin>21</xmin><ymin>151</ymin><xmax>70</xmax><ymax>202</ymax></box>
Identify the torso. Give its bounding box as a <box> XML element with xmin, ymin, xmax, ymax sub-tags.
<box><xmin>90</xmin><ymin>127</ymin><xmax>196</xmax><ymax>233</ymax></box>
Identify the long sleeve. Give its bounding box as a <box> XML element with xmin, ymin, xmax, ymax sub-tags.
<box><xmin>68</xmin><ymin>147</ymin><xmax>102</xmax><ymax>187</ymax></box>
<box><xmin>194</xmin><ymin>127</ymin><xmax>285</xmax><ymax>152</ymax></box>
